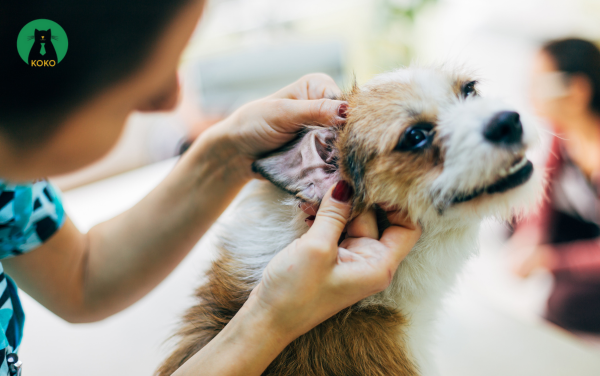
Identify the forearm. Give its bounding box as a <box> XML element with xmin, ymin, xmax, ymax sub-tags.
<box><xmin>82</xmin><ymin>126</ymin><xmax>252</xmax><ymax>318</ymax></box>
<box><xmin>546</xmin><ymin>239</ymin><xmax>600</xmax><ymax>281</ymax></box>
<box><xmin>5</xmin><ymin>75</ymin><xmax>348</xmax><ymax>323</ymax></box>
<box><xmin>173</xmin><ymin>298</ymin><xmax>292</xmax><ymax>376</ymax></box>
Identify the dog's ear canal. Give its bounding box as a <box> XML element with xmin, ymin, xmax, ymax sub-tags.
<box><xmin>251</xmin><ymin>127</ymin><xmax>341</xmax><ymax>204</ymax></box>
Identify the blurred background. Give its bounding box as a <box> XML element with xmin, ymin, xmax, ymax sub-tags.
<box><xmin>21</xmin><ymin>0</ymin><xmax>600</xmax><ymax>374</ymax></box>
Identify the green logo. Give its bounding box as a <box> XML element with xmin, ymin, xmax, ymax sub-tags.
<box><xmin>16</xmin><ymin>19</ymin><xmax>68</xmax><ymax>67</ymax></box>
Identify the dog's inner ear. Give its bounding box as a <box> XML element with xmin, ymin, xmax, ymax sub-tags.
<box><xmin>252</xmin><ymin>127</ymin><xmax>340</xmax><ymax>204</ymax></box>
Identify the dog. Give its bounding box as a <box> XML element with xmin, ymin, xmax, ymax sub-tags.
<box><xmin>157</xmin><ymin>66</ymin><xmax>543</xmax><ymax>376</ymax></box>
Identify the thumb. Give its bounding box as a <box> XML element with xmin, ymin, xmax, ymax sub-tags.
<box><xmin>264</xmin><ymin>98</ymin><xmax>347</xmax><ymax>133</ymax></box>
<box><xmin>307</xmin><ymin>181</ymin><xmax>354</xmax><ymax>246</ymax></box>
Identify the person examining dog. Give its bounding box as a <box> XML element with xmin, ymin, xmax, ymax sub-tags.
<box><xmin>0</xmin><ymin>1</ymin><xmax>421</xmax><ymax>375</ymax></box>
<box><xmin>511</xmin><ymin>38</ymin><xmax>600</xmax><ymax>335</ymax></box>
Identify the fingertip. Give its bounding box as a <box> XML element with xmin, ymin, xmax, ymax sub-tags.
<box><xmin>319</xmin><ymin>182</ymin><xmax>352</xmax><ymax>213</ymax></box>
<box><xmin>322</xmin><ymin>80</ymin><xmax>343</xmax><ymax>99</ymax></box>
<box><xmin>331</xmin><ymin>180</ymin><xmax>353</xmax><ymax>204</ymax></box>
<box><xmin>308</xmin><ymin>182</ymin><xmax>352</xmax><ymax>243</ymax></box>
<box><xmin>288</xmin><ymin>98</ymin><xmax>347</xmax><ymax>128</ymax></box>
<box><xmin>325</xmin><ymin>87</ymin><xmax>343</xmax><ymax>100</ymax></box>
<box><xmin>334</xmin><ymin>101</ymin><xmax>349</xmax><ymax>126</ymax></box>
<box><xmin>386</xmin><ymin>210</ymin><xmax>419</xmax><ymax>232</ymax></box>
<box><xmin>337</xmin><ymin>103</ymin><xmax>348</xmax><ymax>119</ymax></box>
<box><xmin>316</xmin><ymin>99</ymin><xmax>347</xmax><ymax>125</ymax></box>
<box><xmin>380</xmin><ymin>223</ymin><xmax>422</xmax><ymax>263</ymax></box>
<box><xmin>305</xmin><ymin>72</ymin><xmax>342</xmax><ymax>97</ymax></box>
<box><xmin>346</xmin><ymin>208</ymin><xmax>378</xmax><ymax>239</ymax></box>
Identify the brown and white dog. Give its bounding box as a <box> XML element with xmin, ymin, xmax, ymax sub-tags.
<box><xmin>157</xmin><ymin>67</ymin><xmax>543</xmax><ymax>376</ymax></box>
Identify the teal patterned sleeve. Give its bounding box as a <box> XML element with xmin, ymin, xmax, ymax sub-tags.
<box><xmin>0</xmin><ymin>179</ymin><xmax>66</xmax><ymax>259</ymax></box>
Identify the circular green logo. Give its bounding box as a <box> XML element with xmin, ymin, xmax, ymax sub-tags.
<box><xmin>16</xmin><ymin>19</ymin><xmax>68</xmax><ymax>67</ymax></box>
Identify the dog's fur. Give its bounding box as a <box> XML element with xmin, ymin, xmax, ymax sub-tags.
<box><xmin>157</xmin><ymin>67</ymin><xmax>543</xmax><ymax>376</ymax></box>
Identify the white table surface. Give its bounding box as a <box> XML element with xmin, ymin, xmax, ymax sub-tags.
<box><xmin>18</xmin><ymin>158</ymin><xmax>600</xmax><ymax>376</ymax></box>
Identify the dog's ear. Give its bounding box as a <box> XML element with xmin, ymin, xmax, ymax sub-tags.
<box><xmin>252</xmin><ymin>127</ymin><xmax>340</xmax><ymax>204</ymax></box>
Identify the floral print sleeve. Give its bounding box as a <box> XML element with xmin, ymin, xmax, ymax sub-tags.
<box><xmin>0</xmin><ymin>179</ymin><xmax>65</xmax><ymax>257</ymax></box>
<box><xmin>0</xmin><ymin>179</ymin><xmax>65</xmax><ymax>375</ymax></box>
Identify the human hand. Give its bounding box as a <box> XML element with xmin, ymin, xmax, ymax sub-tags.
<box><xmin>216</xmin><ymin>73</ymin><xmax>347</xmax><ymax>160</ymax></box>
<box><xmin>245</xmin><ymin>181</ymin><xmax>422</xmax><ymax>342</ymax></box>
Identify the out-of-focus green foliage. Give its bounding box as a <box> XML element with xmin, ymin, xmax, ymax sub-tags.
<box><xmin>372</xmin><ymin>0</ymin><xmax>439</xmax><ymax>69</ymax></box>
<box><xmin>382</xmin><ymin>0</ymin><xmax>439</xmax><ymax>22</ymax></box>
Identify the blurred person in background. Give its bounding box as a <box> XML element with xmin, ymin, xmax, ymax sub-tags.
<box><xmin>511</xmin><ymin>38</ymin><xmax>600</xmax><ymax>335</ymax></box>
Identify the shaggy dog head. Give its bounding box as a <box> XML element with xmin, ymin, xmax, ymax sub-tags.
<box><xmin>253</xmin><ymin>67</ymin><xmax>543</xmax><ymax>224</ymax></box>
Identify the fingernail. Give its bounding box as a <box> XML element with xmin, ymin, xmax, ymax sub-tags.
<box><xmin>337</xmin><ymin>103</ymin><xmax>348</xmax><ymax>118</ymax></box>
<box><xmin>332</xmin><ymin>180</ymin><xmax>353</xmax><ymax>203</ymax></box>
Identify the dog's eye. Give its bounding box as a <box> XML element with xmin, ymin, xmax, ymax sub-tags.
<box><xmin>462</xmin><ymin>81</ymin><xmax>477</xmax><ymax>98</ymax></box>
<box><xmin>406</xmin><ymin>129</ymin><xmax>427</xmax><ymax>146</ymax></box>
<box><xmin>396</xmin><ymin>123</ymin><xmax>434</xmax><ymax>151</ymax></box>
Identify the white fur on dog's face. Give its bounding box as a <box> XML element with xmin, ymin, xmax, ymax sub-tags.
<box><xmin>431</xmin><ymin>93</ymin><xmax>541</xmax><ymax>218</ymax></box>
<box><xmin>341</xmin><ymin>67</ymin><xmax>542</xmax><ymax>222</ymax></box>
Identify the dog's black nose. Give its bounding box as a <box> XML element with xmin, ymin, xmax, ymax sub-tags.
<box><xmin>483</xmin><ymin>111</ymin><xmax>523</xmax><ymax>145</ymax></box>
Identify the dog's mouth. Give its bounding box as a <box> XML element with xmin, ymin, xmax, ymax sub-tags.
<box><xmin>452</xmin><ymin>156</ymin><xmax>534</xmax><ymax>204</ymax></box>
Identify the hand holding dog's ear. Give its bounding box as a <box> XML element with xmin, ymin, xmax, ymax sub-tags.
<box><xmin>213</xmin><ymin>73</ymin><xmax>347</xmax><ymax>161</ymax></box>
<box><xmin>269</xmin><ymin>73</ymin><xmax>342</xmax><ymax>101</ymax></box>
<box><xmin>247</xmin><ymin>181</ymin><xmax>421</xmax><ymax>341</ymax></box>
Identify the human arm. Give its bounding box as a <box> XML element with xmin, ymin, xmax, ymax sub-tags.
<box><xmin>2</xmin><ymin>74</ymin><xmax>348</xmax><ymax>323</ymax></box>
<box><xmin>172</xmin><ymin>182</ymin><xmax>421</xmax><ymax>376</ymax></box>
<box><xmin>509</xmin><ymin>197</ymin><xmax>600</xmax><ymax>281</ymax></box>
<box><xmin>546</xmin><ymin>240</ymin><xmax>600</xmax><ymax>280</ymax></box>
<box><xmin>514</xmin><ymin>240</ymin><xmax>600</xmax><ymax>282</ymax></box>
<box><xmin>509</xmin><ymin>191</ymin><xmax>600</xmax><ymax>281</ymax></box>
